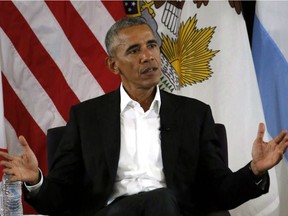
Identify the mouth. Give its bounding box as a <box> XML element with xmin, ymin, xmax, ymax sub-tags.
<box><xmin>140</xmin><ymin>66</ymin><xmax>158</xmax><ymax>75</ymax></box>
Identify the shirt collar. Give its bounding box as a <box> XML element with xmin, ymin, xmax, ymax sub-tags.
<box><xmin>120</xmin><ymin>84</ymin><xmax>161</xmax><ymax>114</ymax></box>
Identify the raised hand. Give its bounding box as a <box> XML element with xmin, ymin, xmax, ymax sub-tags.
<box><xmin>251</xmin><ymin>123</ymin><xmax>288</xmax><ymax>175</ymax></box>
<box><xmin>0</xmin><ymin>136</ymin><xmax>39</xmax><ymax>185</ymax></box>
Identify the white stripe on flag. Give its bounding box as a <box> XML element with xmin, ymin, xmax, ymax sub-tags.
<box><xmin>0</xmin><ymin>29</ymin><xmax>66</xmax><ymax>132</ymax></box>
<box><xmin>71</xmin><ymin>1</ymin><xmax>116</xmax><ymax>52</ymax></box>
<box><xmin>4</xmin><ymin>118</ymin><xmax>21</xmax><ymax>156</ymax></box>
<box><xmin>0</xmin><ymin>56</ymin><xmax>6</xmax><ymax>150</ymax></box>
<box><xmin>14</xmin><ymin>1</ymin><xmax>105</xmax><ymax>102</ymax></box>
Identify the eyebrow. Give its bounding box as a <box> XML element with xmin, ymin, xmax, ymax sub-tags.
<box><xmin>125</xmin><ymin>39</ymin><xmax>158</xmax><ymax>54</ymax></box>
<box><xmin>147</xmin><ymin>39</ymin><xmax>158</xmax><ymax>45</ymax></box>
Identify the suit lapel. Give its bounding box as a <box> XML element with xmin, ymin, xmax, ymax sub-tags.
<box><xmin>98</xmin><ymin>89</ymin><xmax>181</xmax><ymax>185</ymax></box>
<box><xmin>160</xmin><ymin>91</ymin><xmax>181</xmax><ymax>187</ymax></box>
<box><xmin>99</xmin><ymin>89</ymin><xmax>121</xmax><ymax>180</ymax></box>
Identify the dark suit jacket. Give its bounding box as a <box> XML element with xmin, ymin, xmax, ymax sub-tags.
<box><xmin>25</xmin><ymin>88</ymin><xmax>269</xmax><ymax>215</ymax></box>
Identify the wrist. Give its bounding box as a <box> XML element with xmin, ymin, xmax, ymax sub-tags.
<box><xmin>249</xmin><ymin>161</ymin><xmax>266</xmax><ymax>177</ymax></box>
<box><xmin>27</xmin><ymin>170</ymin><xmax>41</xmax><ymax>186</ymax></box>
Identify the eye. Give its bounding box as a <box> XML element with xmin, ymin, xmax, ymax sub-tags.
<box><xmin>127</xmin><ymin>47</ymin><xmax>139</xmax><ymax>55</ymax></box>
<box><xmin>148</xmin><ymin>43</ymin><xmax>158</xmax><ymax>49</ymax></box>
<box><xmin>129</xmin><ymin>49</ymin><xmax>137</xmax><ymax>54</ymax></box>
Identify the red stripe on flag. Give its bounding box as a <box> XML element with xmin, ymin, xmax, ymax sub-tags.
<box><xmin>101</xmin><ymin>1</ymin><xmax>126</xmax><ymax>21</ymax></box>
<box><xmin>45</xmin><ymin>1</ymin><xmax>121</xmax><ymax>93</ymax></box>
<box><xmin>2</xmin><ymin>73</ymin><xmax>46</xmax><ymax>214</ymax></box>
<box><xmin>2</xmin><ymin>74</ymin><xmax>47</xmax><ymax>174</ymax></box>
<box><xmin>0</xmin><ymin>2</ymin><xmax>79</xmax><ymax>121</ymax></box>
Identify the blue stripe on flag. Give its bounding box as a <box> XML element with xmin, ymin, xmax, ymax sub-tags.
<box><xmin>252</xmin><ymin>15</ymin><xmax>288</xmax><ymax>159</ymax></box>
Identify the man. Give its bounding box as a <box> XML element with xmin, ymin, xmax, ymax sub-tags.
<box><xmin>0</xmin><ymin>17</ymin><xmax>287</xmax><ymax>216</ymax></box>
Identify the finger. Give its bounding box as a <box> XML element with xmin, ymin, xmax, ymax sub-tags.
<box><xmin>274</xmin><ymin>129</ymin><xmax>288</xmax><ymax>144</ymax></box>
<box><xmin>257</xmin><ymin>122</ymin><xmax>265</xmax><ymax>142</ymax></box>
<box><xmin>9</xmin><ymin>175</ymin><xmax>20</xmax><ymax>182</ymax></box>
<box><xmin>0</xmin><ymin>160</ymin><xmax>13</xmax><ymax>168</ymax></box>
<box><xmin>19</xmin><ymin>135</ymin><xmax>28</xmax><ymax>147</ymax></box>
<box><xmin>2</xmin><ymin>170</ymin><xmax>20</xmax><ymax>182</ymax></box>
<box><xmin>2</xmin><ymin>168</ymin><xmax>14</xmax><ymax>176</ymax></box>
<box><xmin>19</xmin><ymin>135</ymin><xmax>32</xmax><ymax>154</ymax></box>
<box><xmin>0</xmin><ymin>151</ymin><xmax>14</xmax><ymax>161</ymax></box>
<box><xmin>277</xmin><ymin>135</ymin><xmax>288</xmax><ymax>153</ymax></box>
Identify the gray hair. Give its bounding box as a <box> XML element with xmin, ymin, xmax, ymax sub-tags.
<box><xmin>105</xmin><ymin>17</ymin><xmax>153</xmax><ymax>56</ymax></box>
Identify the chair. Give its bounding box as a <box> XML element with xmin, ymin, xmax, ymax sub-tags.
<box><xmin>46</xmin><ymin>123</ymin><xmax>230</xmax><ymax>215</ymax></box>
<box><xmin>47</xmin><ymin>126</ymin><xmax>66</xmax><ymax>171</ymax></box>
<box><xmin>214</xmin><ymin>123</ymin><xmax>229</xmax><ymax>166</ymax></box>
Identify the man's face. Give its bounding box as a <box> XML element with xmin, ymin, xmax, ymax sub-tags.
<box><xmin>108</xmin><ymin>24</ymin><xmax>161</xmax><ymax>92</ymax></box>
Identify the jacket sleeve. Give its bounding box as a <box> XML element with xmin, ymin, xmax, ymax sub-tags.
<box><xmin>197</xmin><ymin>105</ymin><xmax>269</xmax><ymax>210</ymax></box>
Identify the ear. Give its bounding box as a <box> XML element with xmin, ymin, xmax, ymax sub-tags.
<box><xmin>105</xmin><ymin>56</ymin><xmax>119</xmax><ymax>75</ymax></box>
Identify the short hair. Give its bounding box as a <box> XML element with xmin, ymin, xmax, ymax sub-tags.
<box><xmin>105</xmin><ymin>17</ymin><xmax>153</xmax><ymax>56</ymax></box>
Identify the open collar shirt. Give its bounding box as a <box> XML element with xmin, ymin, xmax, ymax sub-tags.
<box><xmin>108</xmin><ymin>84</ymin><xmax>166</xmax><ymax>204</ymax></box>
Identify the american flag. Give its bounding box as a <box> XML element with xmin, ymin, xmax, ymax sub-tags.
<box><xmin>0</xmin><ymin>1</ymin><xmax>125</xmax><ymax>213</ymax></box>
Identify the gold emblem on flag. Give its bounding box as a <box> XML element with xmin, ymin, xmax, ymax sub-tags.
<box><xmin>125</xmin><ymin>1</ymin><xmax>220</xmax><ymax>92</ymax></box>
<box><xmin>161</xmin><ymin>16</ymin><xmax>219</xmax><ymax>88</ymax></box>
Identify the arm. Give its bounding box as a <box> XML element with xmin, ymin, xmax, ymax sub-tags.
<box><xmin>197</xmin><ymin>107</ymin><xmax>287</xmax><ymax>210</ymax></box>
<box><xmin>212</xmin><ymin>122</ymin><xmax>287</xmax><ymax>209</ymax></box>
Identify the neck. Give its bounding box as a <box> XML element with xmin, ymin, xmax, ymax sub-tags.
<box><xmin>124</xmin><ymin>86</ymin><xmax>156</xmax><ymax>112</ymax></box>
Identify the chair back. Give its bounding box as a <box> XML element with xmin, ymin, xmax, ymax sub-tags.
<box><xmin>47</xmin><ymin>126</ymin><xmax>66</xmax><ymax>171</ymax></box>
<box><xmin>214</xmin><ymin>123</ymin><xmax>229</xmax><ymax>166</ymax></box>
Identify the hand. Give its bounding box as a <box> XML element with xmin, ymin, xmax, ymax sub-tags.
<box><xmin>0</xmin><ymin>136</ymin><xmax>39</xmax><ymax>185</ymax></box>
<box><xmin>251</xmin><ymin>123</ymin><xmax>288</xmax><ymax>176</ymax></box>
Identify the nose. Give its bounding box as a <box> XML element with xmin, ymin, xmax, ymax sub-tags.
<box><xmin>140</xmin><ymin>48</ymin><xmax>154</xmax><ymax>63</ymax></box>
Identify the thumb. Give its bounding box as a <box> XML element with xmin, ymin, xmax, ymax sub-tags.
<box><xmin>19</xmin><ymin>135</ymin><xmax>30</xmax><ymax>150</ymax></box>
<box><xmin>257</xmin><ymin>122</ymin><xmax>265</xmax><ymax>142</ymax></box>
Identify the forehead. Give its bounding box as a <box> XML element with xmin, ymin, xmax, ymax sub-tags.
<box><xmin>115</xmin><ymin>24</ymin><xmax>155</xmax><ymax>47</ymax></box>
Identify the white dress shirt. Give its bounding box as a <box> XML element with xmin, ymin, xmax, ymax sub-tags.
<box><xmin>108</xmin><ymin>85</ymin><xmax>166</xmax><ymax>204</ymax></box>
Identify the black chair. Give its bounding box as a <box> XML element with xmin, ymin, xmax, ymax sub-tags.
<box><xmin>214</xmin><ymin>123</ymin><xmax>229</xmax><ymax>166</ymax></box>
<box><xmin>47</xmin><ymin>126</ymin><xmax>66</xmax><ymax>171</ymax></box>
<box><xmin>46</xmin><ymin>123</ymin><xmax>230</xmax><ymax>216</ymax></box>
